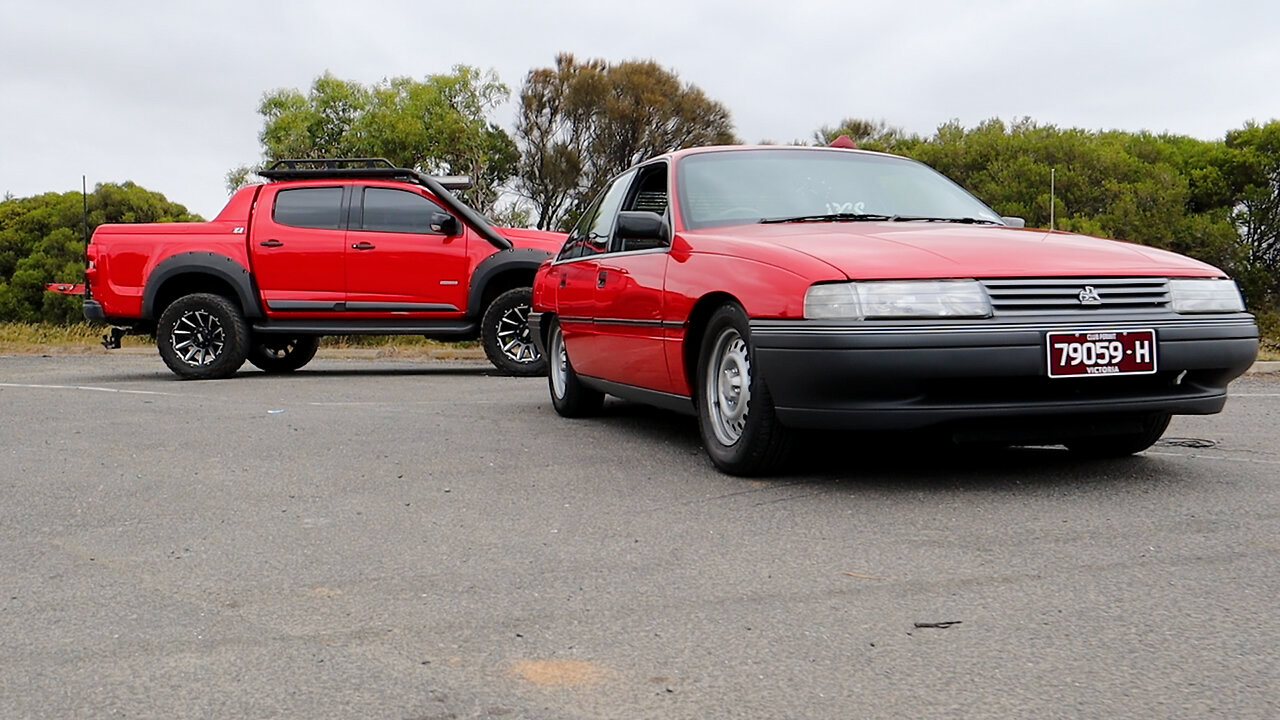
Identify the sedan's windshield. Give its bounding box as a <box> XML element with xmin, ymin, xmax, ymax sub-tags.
<box><xmin>677</xmin><ymin>148</ymin><xmax>1003</xmax><ymax>230</ymax></box>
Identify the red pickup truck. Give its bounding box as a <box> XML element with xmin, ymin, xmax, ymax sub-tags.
<box><xmin>80</xmin><ymin>159</ymin><xmax>565</xmax><ymax>379</ymax></box>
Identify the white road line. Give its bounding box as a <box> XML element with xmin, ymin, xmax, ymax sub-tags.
<box><xmin>1230</xmin><ymin>393</ymin><xmax>1280</xmax><ymax>398</ymax></box>
<box><xmin>0</xmin><ymin>382</ymin><xmax>177</xmax><ymax>396</ymax></box>
<box><xmin>308</xmin><ymin>400</ymin><xmax>500</xmax><ymax>406</ymax></box>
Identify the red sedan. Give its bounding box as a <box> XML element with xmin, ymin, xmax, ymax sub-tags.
<box><xmin>528</xmin><ymin>146</ymin><xmax>1259</xmax><ymax>475</ymax></box>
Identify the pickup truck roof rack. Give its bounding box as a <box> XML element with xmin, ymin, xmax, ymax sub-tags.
<box><xmin>257</xmin><ymin>158</ymin><xmax>510</xmax><ymax>251</ymax></box>
<box><xmin>259</xmin><ymin>158</ymin><xmax>473</xmax><ymax>191</ymax></box>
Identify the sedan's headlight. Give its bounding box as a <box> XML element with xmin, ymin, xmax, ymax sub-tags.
<box><xmin>1168</xmin><ymin>278</ymin><xmax>1246</xmax><ymax>314</ymax></box>
<box><xmin>804</xmin><ymin>280</ymin><xmax>992</xmax><ymax>320</ymax></box>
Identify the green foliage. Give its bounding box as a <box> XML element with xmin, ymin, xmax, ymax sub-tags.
<box><xmin>516</xmin><ymin>53</ymin><xmax>738</xmax><ymax>230</ymax></box>
<box><xmin>0</xmin><ymin>184</ymin><xmax>199</xmax><ymax>323</ymax></box>
<box><xmin>234</xmin><ymin>67</ymin><xmax>517</xmax><ymax>215</ymax></box>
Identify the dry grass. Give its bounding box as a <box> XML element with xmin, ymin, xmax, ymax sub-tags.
<box><xmin>0</xmin><ymin>322</ymin><xmax>482</xmax><ymax>358</ymax></box>
<box><xmin>0</xmin><ymin>323</ymin><xmax>148</xmax><ymax>354</ymax></box>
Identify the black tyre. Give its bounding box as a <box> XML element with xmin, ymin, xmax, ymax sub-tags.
<box><xmin>247</xmin><ymin>335</ymin><xmax>320</xmax><ymax>373</ymax></box>
<box><xmin>1065</xmin><ymin>413</ymin><xmax>1171</xmax><ymax>458</ymax></box>
<box><xmin>156</xmin><ymin>293</ymin><xmax>250</xmax><ymax>380</ymax></box>
<box><xmin>481</xmin><ymin>287</ymin><xmax>546</xmax><ymax>376</ymax></box>
<box><xmin>696</xmin><ymin>303</ymin><xmax>793</xmax><ymax>476</ymax></box>
<box><xmin>547</xmin><ymin>318</ymin><xmax>604</xmax><ymax>417</ymax></box>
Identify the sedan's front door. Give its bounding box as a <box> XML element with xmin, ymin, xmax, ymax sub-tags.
<box><xmin>552</xmin><ymin>169</ymin><xmax>636</xmax><ymax>379</ymax></box>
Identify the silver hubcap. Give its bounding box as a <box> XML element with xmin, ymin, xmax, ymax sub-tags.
<box><xmin>705</xmin><ymin>327</ymin><xmax>751</xmax><ymax>445</ymax></box>
<box><xmin>550</xmin><ymin>327</ymin><xmax>569</xmax><ymax>399</ymax></box>
<box><xmin>171</xmin><ymin>309</ymin><xmax>225</xmax><ymax>367</ymax></box>
<box><xmin>496</xmin><ymin>303</ymin><xmax>539</xmax><ymax>364</ymax></box>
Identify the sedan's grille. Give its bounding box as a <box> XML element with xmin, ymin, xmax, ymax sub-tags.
<box><xmin>981</xmin><ymin>278</ymin><xmax>1171</xmax><ymax>316</ymax></box>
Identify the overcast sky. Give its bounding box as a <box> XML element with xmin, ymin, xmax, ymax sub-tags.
<box><xmin>3</xmin><ymin>0</ymin><xmax>1278</xmax><ymax>220</ymax></box>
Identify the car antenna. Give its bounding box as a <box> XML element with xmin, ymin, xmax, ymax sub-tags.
<box><xmin>1049</xmin><ymin>167</ymin><xmax>1055</xmax><ymax>231</ymax></box>
<box><xmin>81</xmin><ymin>175</ymin><xmax>90</xmax><ymax>249</ymax></box>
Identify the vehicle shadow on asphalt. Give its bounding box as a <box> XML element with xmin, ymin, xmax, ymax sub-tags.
<box><xmin>596</xmin><ymin>400</ymin><xmax>1175</xmax><ymax>491</ymax></box>
<box><xmin>74</xmin><ymin>365</ymin><xmax>498</xmax><ymax>384</ymax></box>
<box><xmin>233</xmin><ymin>366</ymin><xmax>498</xmax><ymax>379</ymax></box>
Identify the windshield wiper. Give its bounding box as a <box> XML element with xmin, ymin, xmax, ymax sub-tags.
<box><xmin>890</xmin><ymin>215</ymin><xmax>1000</xmax><ymax>225</ymax></box>
<box><xmin>760</xmin><ymin>213</ymin><xmax>894</xmax><ymax>224</ymax></box>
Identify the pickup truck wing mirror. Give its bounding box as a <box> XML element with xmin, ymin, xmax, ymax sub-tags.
<box><xmin>615</xmin><ymin>211</ymin><xmax>670</xmax><ymax>250</ymax></box>
<box><xmin>430</xmin><ymin>211</ymin><xmax>460</xmax><ymax>236</ymax></box>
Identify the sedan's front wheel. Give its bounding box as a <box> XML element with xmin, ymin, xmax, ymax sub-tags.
<box><xmin>1065</xmin><ymin>413</ymin><xmax>1171</xmax><ymax>458</ymax></box>
<box><xmin>696</xmin><ymin>303</ymin><xmax>792</xmax><ymax>475</ymax></box>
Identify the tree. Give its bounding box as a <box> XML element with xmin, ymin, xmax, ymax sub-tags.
<box><xmin>811</xmin><ymin>117</ymin><xmax>910</xmax><ymax>150</ymax></box>
<box><xmin>230</xmin><ymin>67</ymin><xmax>519</xmax><ymax>215</ymax></box>
<box><xmin>0</xmin><ymin>184</ymin><xmax>199</xmax><ymax>323</ymax></box>
<box><xmin>515</xmin><ymin>54</ymin><xmax>738</xmax><ymax>230</ymax></box>
<box><xmin>1226</xmin><ymin>121</ymin><xmax>1280</xmax><ymax>308</ymax></box>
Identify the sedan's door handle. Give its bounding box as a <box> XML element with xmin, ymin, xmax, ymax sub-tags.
<box><xmin>259</xmin><ymin>239</ymin><xmax>283</xmax><ymax>247</ymax></box>
<box><xmin>351</xmin><ymin>242</ymin><xmax>376</xmax><ymax>250</ymax></box>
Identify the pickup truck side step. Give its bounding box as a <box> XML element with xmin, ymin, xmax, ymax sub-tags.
<box><xmin>251</xmin><ymin>319</ymin><xmax>478</xmax><ymax>336</ymax></box>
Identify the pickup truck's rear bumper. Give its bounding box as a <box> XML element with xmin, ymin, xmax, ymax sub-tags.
<box><xmin>83</xmin><ymin>299</ymin><xmax>105</xmax><ymax>322</ymax></box>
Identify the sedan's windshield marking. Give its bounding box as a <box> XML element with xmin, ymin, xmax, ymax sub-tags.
<box><xmin>759</xmin><ymin>213</ymin><xmax>893</xmax><ymax>224</ymax></box>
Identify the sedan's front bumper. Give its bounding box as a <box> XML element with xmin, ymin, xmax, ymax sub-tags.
<box><xmin>750</xmin><ymin>314</ymin><xmax>1259</xmax><ymax>432</ymax></box>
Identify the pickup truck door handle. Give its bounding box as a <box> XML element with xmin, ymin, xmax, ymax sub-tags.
<box><xmin>596</xmin><ymin>270</ymin><xmax>608</xmax><ymax>288</ymax></box>
<box><xmin>259</xmin><ymin>239</ymin><xmax>283</xmax><ymax>247</ymax></box>
<box><xmin>351</xmin><ymin>242</ymin><xmax>376</xmax><ymax>250</ymax></box>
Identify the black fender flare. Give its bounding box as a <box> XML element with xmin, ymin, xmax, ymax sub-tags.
<box><xmin>142</xmin><ymin>251</ymin><xmax>264</xmax><ymax>320</ymax></box>
<box><xmin>466</xmin><ymin>248</ymin><xmax>552</xmax><ymax>317</ymax></box>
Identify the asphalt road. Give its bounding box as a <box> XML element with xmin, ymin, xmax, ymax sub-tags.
<box><xmin>1</xmin><ymin>353</ymin><xmax>1277</xmax><ymax>719</ymax></box>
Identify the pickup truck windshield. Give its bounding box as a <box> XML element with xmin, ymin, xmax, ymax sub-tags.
<box><xmin>676</xmin><ymin>148</ymin><xmax>1003</xmax><ymax>230</ymax></box>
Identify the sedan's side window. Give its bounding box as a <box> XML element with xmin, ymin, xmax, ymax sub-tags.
<box><xmin>557</xmin><ymin>169</ymin><xmax>638</xmax><ymax>261</ymax></box>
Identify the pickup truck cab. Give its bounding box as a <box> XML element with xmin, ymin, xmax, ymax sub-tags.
<box><xmin>82</xmin><ymin>159</ymin><xmax>564</xmax><ymax>379</ymax></box>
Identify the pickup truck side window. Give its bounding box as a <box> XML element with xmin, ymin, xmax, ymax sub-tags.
<box><xmin>273</xmin><ymin>187</ymin><xmax>344</xmax><ymax>229</ymax></box>
<box><xmin>360</xmin><ymin>187</ymin><xmax>448</xmax><ymax>234</ymax></box>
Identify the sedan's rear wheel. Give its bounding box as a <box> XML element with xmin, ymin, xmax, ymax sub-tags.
<box><xmin>696</xmin><ymin>303</ymin><xmax>792</xmax><ymax>475</ymax></box>
<box><xmin>1065</xmin><ymin>413</ymin><xmax>1171</xmax><ymax>458</ymax></box>
<box><xmin>548</xmin><ymin>318</ymin><xmax>603</xmax><ymax>417</ymax></box>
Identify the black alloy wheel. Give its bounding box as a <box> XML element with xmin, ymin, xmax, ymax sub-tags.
<box><xmin>156</xmin><ymin>293</ymin><xmax>250</xmax><ymax>380</ymax></box>
<box><xmin>481</xmin><ymin>287</ymin><xmax>547</xmax><ymax>376</ymax></box>
<box><xmin>247</xmin><ymin>335</ymin><xmax>320</xmax><ymax>373</ymax></box>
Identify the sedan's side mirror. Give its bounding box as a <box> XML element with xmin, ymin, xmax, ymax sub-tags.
<box><xmin>1001</xmin><ymin>216</ymin><xmax>1026</xmax><ymax>228</ymax></box>
<box><xmin>615</xmin><ymin>211</ymin><xmax>670</xmax><ymax>251</ymax></box>
<box><xmin>430</xmin><ymin>211</ymin><xmax>460</xmax><ymax>235</ymax></box>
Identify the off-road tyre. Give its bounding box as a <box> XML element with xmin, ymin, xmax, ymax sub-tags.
<box><xmin>247</xmin><ymin>335</ymin><xmax>320</xmax><ymax>373</ymax></box>
<box><xmin>156</xmin><ymin>293</ymin><xmax>250</xmax><ymax>380</ymax></box>
<box><xmin>481</xmin><ymin>287</ymin><xmax>546</xmax><ymax>376</ymax></box>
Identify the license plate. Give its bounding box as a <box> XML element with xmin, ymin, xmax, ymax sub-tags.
<box><xmin>1046</xmin><ymin>329</ymin><xmax>1157</xmax><ymax>378</ymax></box>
